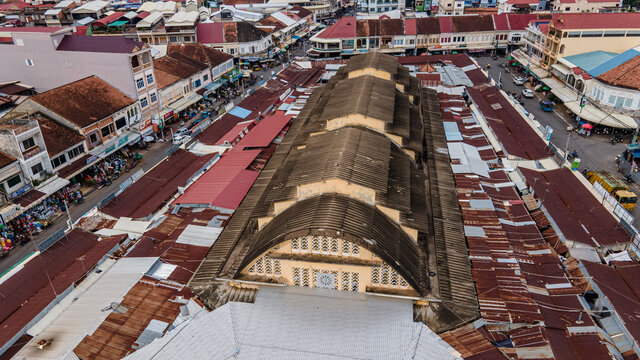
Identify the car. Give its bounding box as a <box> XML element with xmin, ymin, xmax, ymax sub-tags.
<box><xmin>173</xmin><ymin>134</ymin><xmax>189</xmax><ymax>145</ymax></box>
<box><xmin>513</xmin><ymin>77</ymin><xmax>525</xmax><ymax>86</ymax></box>
<box><xmin>522</xmin><ymin>89</ymin><xmax>535</xmax><ymax>98</ymax></box>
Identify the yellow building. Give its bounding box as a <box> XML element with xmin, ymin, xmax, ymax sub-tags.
<box><xmin>190</xmin><ymin>53</ymin><xmax>478</xmax><ymax>333</ymax></box>
<box><xmin>541</xmin><ymin>13</ymin><xmax>640</xmax><ymax>69</ymax></box>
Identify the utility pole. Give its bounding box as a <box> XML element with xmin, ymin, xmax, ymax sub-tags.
<box><xmin>564</xmin><ymin>130</ymin><xmax>572</xmax><ymax>161</ymax></box>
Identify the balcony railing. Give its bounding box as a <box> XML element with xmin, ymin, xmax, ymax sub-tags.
<box><xmin>22</xmin><ymin>146</ymin><xmax>42</xmax><ymax>160</ymax></box>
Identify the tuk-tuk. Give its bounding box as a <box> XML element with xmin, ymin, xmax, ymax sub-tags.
<box><xmin>541</xmin><ymin>100</ymin><xmax>554</xmax><ymax>112</ymax></box>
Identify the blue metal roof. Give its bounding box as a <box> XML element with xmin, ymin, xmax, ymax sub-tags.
<box><xmin>589</xmin><ymin>47</ymin><xmax>640</xmax><ymax>77</ymax></box>
<box><xmin>564</xmin><ymin>51</ymin><xmax>617</xmax><ymax>72</ymax></box>
<box><xmin>228</xmin><ymin>106</ymin><xmax>252</xmax><ymax>119</ymax></box>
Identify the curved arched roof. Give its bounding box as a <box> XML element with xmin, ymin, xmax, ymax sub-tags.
<box><xmin>238</xmin><ymin>193</ymin><xmax>430</xmax><ymax>296</ymax></box>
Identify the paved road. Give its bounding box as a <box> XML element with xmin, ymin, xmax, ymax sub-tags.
<box><xmin>475</xmin><ymin>56</ymin><xmax>640</xmax><ymax>224</ymax></box>
<box><xmin>0</xmin><ymin>140</ymin><xmax>172</xmax><ymax>275</ymax></box>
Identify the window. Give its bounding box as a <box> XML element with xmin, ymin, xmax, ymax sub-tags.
<box><xmin>67</xmin><ymin>144</ymin><xmax>84</xmax><ymax>159</ymax></box>
<box><xmin>25</xmin><ymin>59</ymin><xmax>34</xmax><ymax>66</ymax></box>
<box><xmin>604</xmin><ymin>31</ymin><xmax>625</xmax><ymax>37</ymax></box>
<box><xmin>559</xmin><ymin>44</ymin><xmax>565</xmax><ymax>54</ymax></box>
<box><xmin>150</xmin><ymin>92</ymin><xmax>157</xmax><ymax>103</ymax></box>
<box><xmin>141</xmin><ymin>52</ymin><xmax>150</xmax><ymax>64</ymax></box>
<box><xmin>101</xmin><ymin>124</ymin><xmax>114</xmax><ymax>137</ymax></box>
<box><xmin>609</xmin><ymin>95</ymin><xmax>616</xmax><ymax>104</ymax></box>
<box><xmin>51</xmin><ymin>154</ymin><xmax>66</xmax><ymax>168</ymax></box>
<box><xmin>22</xmin><ymin>137</ymin><xmax>35</xmax><ymax>150</ymax></box>
<box><xmin>169</xmin><ymin>36</ymin><xmax>177</xmax><ymax>42</ymax></box>
<box><xmin>625</xmin><ymin>98</ymin><xmax>633</xmax><ymax>108</ymax></box>
<box><xmin>203</xmin><ymin>74</ymin><xmax>209</xmax><ymax>82</ymax></box>
<box><xmin>136</xmin><ymin>78</ymin><xmax>144</xmax><ymax>89</ymax></box>
<box><xmin>131</xmin><ymin>55</ymin><xmax>140</xmax><ymax>68</ymax></box>
<box><xmin>193</xmin><ymin>79</ymin><xmax>201</xmax><ymax>89</ymax></box>
<box><xmin>7</xmin><ymin>175</ymin><xmax>21</xmax><ymax>188</ymax></box>
<box><xmin>146</xmin><ymin>74</ymin><xmax>154</xmax><ymax>85</ymax></box>
<box><xmin>581</xmin><ymin>31</ymin><xmax>603</xmax><ymax>38</ymax></box>
<box><xmin>31</xmin><ymin>162</ymin><xmax>43</xmax><ymax>175</ymax></box>
<box><xmin>140</xmin><ymin>97</ymin><xmax>149</xmax><ymax>108</ymax></box>
<box><xmin>628</xmin><ymin>30</ymin><xmax>640</xmax><ymax>37</ymax></box>
<box><xmin>115</xmin><ymin>117</ymin><xmax>127</xmax><ymax>130</ymax></box>
<box><xmin>89</xmin><ymin>133</ymin><xmax>98</xmax><ymax>144</ymax></box>
<box><xmin>183</xmin><ymin>36</ymin><xmax>191</xmax><ymax>42</ymax></box>
<box><xmin>568</xmin><ymin>31</ymin><xmax>581</xmax><ymax>38</ymax></box>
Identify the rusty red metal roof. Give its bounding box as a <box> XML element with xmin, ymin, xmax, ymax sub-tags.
<box><xmin>174</xmin><ymin>149</ymin><xmax>261</xmax><ymax>207</ymax></box>
<box><xmin>0</xmin><ymin>230</ymin><xmax>124</xmax><ymax>351</ymax></box>
<box><xmin>235</xmin><ymin>113</ymin><xmax>292</xmax><ymax>148</ymax></box>
<box><xmin>101</xmin><ymin>150</ymin><xmax>217</xmax><ymax>218</ymax></box>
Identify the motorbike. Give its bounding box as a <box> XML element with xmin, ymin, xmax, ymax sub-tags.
<box><xmin>624</xmin><ymin>174</ymin><xmax>634</xmax><ymax>183</ymax></box>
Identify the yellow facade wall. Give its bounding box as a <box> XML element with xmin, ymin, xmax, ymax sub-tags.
<box><xmin>241</xmin><ymin>237</ymin><xmax>412</xmax><ymax>294</ymax></box>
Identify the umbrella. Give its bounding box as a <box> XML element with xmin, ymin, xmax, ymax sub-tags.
<box><xmin>542</xmin><ymin>86</ymin><xmax>550</xmax><ymax>91</ymax></box>
<box><xmin>582</xmin><ymin>123</ymin><xmax>593</xmax><ymax>130</ymax></box>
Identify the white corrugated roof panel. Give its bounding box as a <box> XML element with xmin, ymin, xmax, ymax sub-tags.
<box><xmin>175</xmin><ymin>224</ymin><xmax>222</xmax><ymax>248</ymax></box>
<box><xmin>16</xmin><ymin>257</ymin><xmax>158</xmax><ymax>360</ymax></box>
<box><xmin>271</xmin><ymin>11</ymin><xmax>296</xmax><ymax>26</ymax></box>
<box><xmin>72</xmin><ymin>0</ymin><xmax>109</xmax><ymax>13</ymax></box>
<box><xmin>124</xmin><ymin>287</ymin><xmax>461</xmax><ymax>360</ymax></box>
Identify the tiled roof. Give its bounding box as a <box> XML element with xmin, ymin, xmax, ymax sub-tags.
<box><xmin>416</xmin><ymin>17</ymin><xmax>441</xmax><ymax>34</ymax></box>
<box><xmin>451</xmin><ymin>15</ymin><xmax>494</xmax><ymax>33</ymax></box>
<box><xmin>380</xmin><ymin>18</ymin><xmax>404</xmax><ymax>35</ymax></box>
<box><xmin>405</xmin><ymin>18</ymin><xmax>416</xmax><ymax>35</ymax></box>
<box><xmin>506</xmin><ymin>13</ymin><xmax>538</xmax><ymax>30</ymax></box>
<box><xmin>316</xmin><ymin>16</ymin><xmax>356</xmax><ymax>39</ymax></box>
<box><xmin>153</xmin><ymin>67</ymin><xmax>181</xmax><ymax>89</ymax></box>
<box><xmin>595</xmin><ymin>49</ymin><xmax>640</xmax><ymax>90</ymax></box>
<box><xmin>56</xmin><ymin>35</ymin><xmax>146</xmax><ymax>53</ymax></box>
<box><xmin>492</xmin><ymin>13</ymin><xmax>509</xmax><ymax>31</ymax></box>
<box><xmin>438</xmin><ymin>16</ymin><xmax>453</xmax><ymax>33</ymax></box>
<box><xmin>38</xmin><ymin>116</ymin><xmax>84</xmax><ymax>156</ymax></box>
<box><xmin>258</xmin><ymin>16</ymin><xmax>286</xmax><ymax>31</ymax></box>
<box><xmin>153</xmin><ymin>56</ymin><xmax>204</xmax><ymax>81</ymax></box>
<box><xmin>0</xmin><ymin>149</ymin><xmax>15</xmax><ymax>168</ymax></box>
<box><xmin>92</xmin><ymin>11</ymin><xmax>125</xmax><ymax>27</ymax></box>
<box><xmin>288</xmin><ymin>5</ymin><xmax>312</xmax><ymax>18</ymax></box>
<box><xmin>30</xmin><ymin>76</ymin><xmax>135</xmax><ymax>128</ymax></box>
<box><xmin>551</xmin><ymin>13</ymin><xmax>640</xmax><ymax>30</ymax></box>
<box><xmin>197</xmin><ymin>22</ymin><xmax>224</xmax><ymax>44</ymax></box>
<box><xmin>0</xmin><ymin>26</ymin><xmax>64</xmax><ymax>33</ymax></box>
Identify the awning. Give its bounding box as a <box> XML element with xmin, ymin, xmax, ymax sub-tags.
<box><xmin>57</xmin><ymin>154</ymin><xmax>96</xmax><ymax>179</ymax></box>
<box><xmin>510</xmin><ymin>50</ymin><xmax>548</xmax><ymax>79</ymax></box>
<box><xmin>564</xmin><ymin>101</ymin><xmax>637</xmax><ymax>129</ymax></box>
<box><xmin>108</xmin><ymin>20</ymin><xmax>128</xmax><ymax>26</ymax></box>
<box><xmin>551</xmin><ymin>63</ymin><xmax>570</xmax><ymax>76</ymax></box>
<box><xmin>292</xmin><ymin>35</ymin><xmax>300</xmax><ymax>40</ymax></box>
<box><xmin>205</xmin><ymin>79</ymin><xmax>224</xmax><ymax>92</ymax></box>
<box><xmin>169</xmin><ymin>93</ymin><xmax>202</xmax><ymax>112</ymax></box>
<box><xmin>37</xmin><ymin>176</ymin><xmax>70</xmax><ymax>197</ymax></box>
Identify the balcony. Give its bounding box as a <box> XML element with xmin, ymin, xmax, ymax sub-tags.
<box><xmin>22</xmin><ymin>146</ymin><xmax>42</xmax><ymax>160</ymax></box>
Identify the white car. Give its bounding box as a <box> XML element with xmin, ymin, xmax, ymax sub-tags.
<box><xmin>513</xmin><ymin>77</ymin><xmax>525</xmax><ymax>86</ymax></box>
<box><xmin>522</xmin><ymin>89</ymin><xmax>535</xmax><ymax>98</ymax></box>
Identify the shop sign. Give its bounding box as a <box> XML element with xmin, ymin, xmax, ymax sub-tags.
<box><xmin>10</xmin><ymin>184</ymin><xmax>31</xmax><ymax>199</ymax></box>
<box><xmin>163</xmin><ymin>110</ymin><xmax>174</xmax><ymax>120</ymax></box>
<box><xmin>86</xmin><ymin>155</ymin><xmax>98</xmax><ymax>165</ymax></box>
<box><xmin>105</xmin><ymin>144</ymin><xmax>116</xmax><ymax>155</ymax></box>
<box><xmin>117</xmin><ymin>134</ymin><xmax>129</xmax><ymax>147</ymax></box>
<box><xmin>139</xmin><ymin>118</ymin><xmax>152</xmax><ymax>131</ymax></box>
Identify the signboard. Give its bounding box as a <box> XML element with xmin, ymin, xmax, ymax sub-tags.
<box><xmin>580</xmin><ymin>96</ymin><xmax>587</xmax><ymax>108</ymax></box>
<box><xmin>571</xmin><ymin>158</ymin><xmax>581</xmax><ymax>171</ymax></box>
<box><xmin>117</xmin><ymin>134</ymin><xmax>129</xmax><ymax>147</ymax></box>
<box><xmin>87</xmin><ymin>155</ymin><xmax>98</xmax><ymax>165</ymax></box>
<box><xmin>139</xmin><ymin>118</ymin><xmax>151</xmax><ymax>131</ymax></box>
<box><xmin>10</xmin><ymin>184</ymin><xmax>30</xmax><ymax>199</ymax></box>
<box><xmin>545</xmin><ymin>126</ymin><xmax>553</xmax><ymax>141</ymax></box>
<box><xmin>163</xmin><ymin>110</ymin><xmax>174</xmax><ymax>120</ymax></box>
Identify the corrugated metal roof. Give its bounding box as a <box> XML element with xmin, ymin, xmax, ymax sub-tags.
<box><xmin>176</xmin><ymin>224</ymin><xmax>223</xmax><ymax>248</ymax></box>
<box><xmin>175</xmin><ymin>150</ymin><xmax>260</xmax><ymax>207</ymax></box>
<box><xmin>15</xmin><ymin>257</ymin><xmax>158</xmax><ymax>360</ymax></box>
<box><xmin>235</xmin><ymin>113</ymin><xmax>292</xmax><ymax>148</ymax></box>
<box><xmin>124</xmin><ymin>287</ymin><xmax>460</xmax><ymax>360</ymax></box>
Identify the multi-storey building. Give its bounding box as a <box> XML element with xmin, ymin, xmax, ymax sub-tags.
<box><xmin>539</xmin><ymin>13</ymin><xmax>640</xmax><ymax>70</ymax></box>
<box><xmin>0</xmin><ymin>28</ymin><xmax>160</xmax><ymax>136</ymax></box>
<box><xmin>0</xmin><ymin>119</ymin><xmax>52</xmax><ymax>183</ymax></box>
<box><xmin>11</xmin><ymin>76</ymin><xmax>140</xmax><ymax>158</ymax></box>
<box><xmin>197</xmin><ymin>21</ymin><xmax>273</xmax><ymax>59</ymax></box>
<box><xmin>551</xmin><ymin>0</ymin><xmax>621</xmax><ymax>12</ymax></box>
<box><xmin>310</xmin><ymin>14</ymin><xmax>544</xmax><ymax>57</ymax></box>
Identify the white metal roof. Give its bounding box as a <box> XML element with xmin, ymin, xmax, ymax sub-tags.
<box><xmin>44</xmin><ymin>8</ymin><xmax>62</xmax><ymax>15</ymax></box>
<box><xmin>136</xmin><ymin>11</ymin><xmax>163</xmax><ymax>28</ymax></box>
<box><xmin>271</xmin><ymin>11</ymin><xmax>296</xmax><ymax>26</ymax></box>
<box><xmin>54</xmin><ymin>0</ymin><xmax>74</xmax><ymax>8</ymax></box>
<box><xmin>113</xmin><ymin>217</ymin><xmax>151</xmax><ymax>235</ymax></box>
<box><xmin>124</xmin><ymin>287</ymin><xmax>461</xmax><ymax>360</ymax></box>
<box><xmin>72</xmin><ymin>0</ymin><xmax>109</xmax><ymax>13</ymax></box>
<box><xmin>175</xmin><ymin>224</ymin><xmax>221</xmax><ymax>248</ymax></box>
<box><xmin>166</xmin><ymin>11</ymin><xmax>198</xmax><ymax>26</ymax></box>
<box><xmin>15</xmin><ymin>257</ymin><xmax>158</xmax><ymax>360</ymax></box>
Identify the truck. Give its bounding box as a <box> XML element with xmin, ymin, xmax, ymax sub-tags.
<box><xmin>586</xmin><ymin>170</ymin><xmax>637</xmax><ymax>211</ymax></box>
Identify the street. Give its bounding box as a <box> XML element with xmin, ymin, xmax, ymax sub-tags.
<box><xmin>475</xmin><ymin>56</ymin><xmax>640</xmax><ymax>224</ymax></box>
<box><xmin>0</xmin><ymin>140</ymin><xmax>172</xmax><ymax>275</ymax></box>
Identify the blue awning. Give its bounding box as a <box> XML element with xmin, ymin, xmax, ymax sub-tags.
<box><xmin>228</xmin><ymin>106</ymin><xmax>252</xmax><ymax>119</ymax></box>
<box><xmin>292</xmin><ymin>35</ymin><xmax>301</xmax><ymax>40</ymax></box>
<box><xmin>205</xmin><ymin>79</ymin><xmax>224</xmax><ymax>91</ymax></box>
